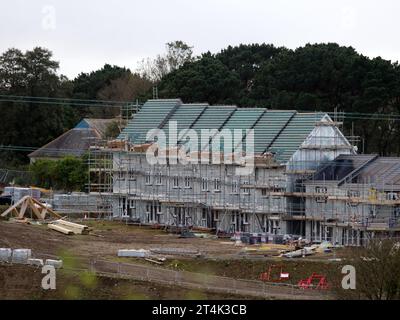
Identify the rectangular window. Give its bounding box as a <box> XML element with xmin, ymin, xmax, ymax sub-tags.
<box><xmin>315</xmin><ymin>186</ymin><xmax>327</xmax><ymax>194</ymax></box>
<box><xmin>386</xmin><ymin>192</ymin><xmax>399</xmax><ymax>201</ymax></box>
<box><xmin>157</xmin><ymin>204</ymin><xmax>162</xmax><ymax>214</ymax></box>
<box><xmin>155</xmin><ymin>172</ymin><xmax>162</xmax><ymax>185</ymax></box>
<box><xmin>242</xmin><ymin>181</ymin><xmax>250</xmax><ymax>195</ymax></box>
<box><xmin>129</xmin><ymin>171</ymin><xmax>136</xmax><ymax>181</ymax></box>
<box><xmin>202</xmin><ymin>209</ymin><xmax>207</xmax><ymax>220</ymax></box>
<box><xmin>173</xmin><ymin>176</ymin><xmax>179</xmax><ymax>188</ymax></box>
<box><xmin>184</xmin><ymin>176</ymin><xmax>191</xmax><ymax>188</ymax></box>
<box><xmin>261</xmin><ymin>189</ymin><xmax>268</xmax><ymax>197</ymax></box>
<box><xmin>315</xmin><ymin>186</ymin><xmax>327</xmax><ymax>203</ymax></box>
<box><xmin>145</xmin><ymin>172</ymin><xmax>151</xmax><ymax>185</ymax></box>
<box><xmin>231</xmin><ymin>181</ymin><xmax>238</xmax><ymax>194</ymax></box>
<box><xmin>202</xmin><ymin>178</ymin><xmax>208</xmax><ymax>191</ymax></box>
<box><xmin>214</xmin><ymin>178</ymin><xmax>221</xmax><ymax>192</ymax></box>
<box><xmin>348</xmin><ymin>190</ymin><xmax>360</xmax><ymax>198</ymax></box>
<box><xmin>145</xmin><ymin>203</ymin><xmax>150</xmax><ymax>213</ymax></box>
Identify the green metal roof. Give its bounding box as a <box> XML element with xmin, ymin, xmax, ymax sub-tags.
<box><xmin>217</xmin><ymin>108</ymin><xmax>265</xmax><ymax>152</ymax></box>
<box><xmin>222</xmin><ymin>108</ymin><xmax>265</xmax><ymax>132</ymax></box>
<box><xmin>189</xmin><ymin>106</ymin><xmax>237</xmax><ymax>149</ymax></box>
<box><xmin>268</xmin><ymin>113</ymin><xmax>325</xmax><ymax>163</ymax></box>
<box><xmin>119</xmin><ymin>99</ymin><xmax>329</xmax><ymax>163</ymax></box>
<box><xmin>161</xmin><ymin>103</ymin><xmax>208</xmax><ymax>139</ymax></box>
<box><xmin>252</xmin><ymin>111</ymin><xmax>296</xmax><ymax>154</ymax></box>
<box><xmin>118</xmin><ymin>99</ymin><xmax>181</xmax><ymax>143</ymax></box>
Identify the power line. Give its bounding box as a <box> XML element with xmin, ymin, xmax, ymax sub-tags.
<box><xmin>0</xmin><ymin>94</ymin><xmax>399</xmax><ymax>121</ymax></box>
<box><xmin>0</xmin><ymin>94</ymin><xmax>139</xmax><ymax>108</ymax></box>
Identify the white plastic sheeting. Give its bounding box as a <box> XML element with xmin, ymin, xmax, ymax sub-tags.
<box><xmin>118</xmin><ymin>249</ymin><xmax>150</xmax><ymax>258</ymax></box>
<box><xmin>11</xmin><ymin>249</ymin><xmax>32</xmax><ymax>264</ymax></box>
<box><xmin>28</xmin><ymin>258</ymin><xmax>44</xmax><ymax>267</ymax></box>
<box><xmin>0</xmin><ymin>248</ymin><xmax>12</xmax><ymax>263</ymax></box>
<box><xmin>45</xmin><ymin>259</ymin><xmax>63</xmax><ymax>269</ymax></box>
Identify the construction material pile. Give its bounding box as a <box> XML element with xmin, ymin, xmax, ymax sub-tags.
<box><xmin>48</xmin><ymin>219</ymin><xmax>90</xmax><ymax>235</ymax></box>
<box><xmin>0</xmin><ymin>247</ymin><xmax>62</xmax><ymax>268</ymax></box>
<box><xmin>117</xmin><ymin>249</ymin><xmax>167</xmax><ymax>265</ymax></box>
<box><xmin>240</xmin><ymin>243</ymin><xmax>294</xmax><ymax>257</ymax></box>
<box><xmin>282</xmin><ymin>242</ymin><xmax>334</xmax><ymax>258</ymax></box>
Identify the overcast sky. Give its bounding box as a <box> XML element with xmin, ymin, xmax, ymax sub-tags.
<box><xmin>1</xmin><ymin>0</ymin><xmax>399</xmax><ymax>79</ymax></box>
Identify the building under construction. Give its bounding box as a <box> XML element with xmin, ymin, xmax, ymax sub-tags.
<box><xmin>301</xmin><ymin>154</ymin><xmax>400</xmax><ymax>245</ymax></box>
<box><xmin>89</xmin><ymin>99</ymin><xmax>400</xmax><ymax>245</ymax></box>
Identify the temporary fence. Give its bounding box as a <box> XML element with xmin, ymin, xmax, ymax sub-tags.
<box><xmin>82</xmin><ymin>258</ymin><xmax>330</xmax><ymax>300</ymax></box>
<box><xmin>1</xmin><ymin>252</ymin><xmax>332</xmax><ymax>299</ymax></box>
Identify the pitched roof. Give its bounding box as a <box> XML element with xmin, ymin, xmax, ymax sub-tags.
<box><xmin>118</xmin><ymin>99</ymin><xmax>181</xmax><ymax>144</ymax></box>
<box><xmin>310</xmin><ymin>154</ymin><xmax>377</xmax><ymax>182</ymax></box>
<box><xmin>118</xmin><ymin>99</ymin><xmax>331</xmax><ymax>163</ymax></box>
<box><xmin>29</xmin><ymin>118</ymin><xmax>115</xmax><ymax>159</ymax></box>
<box><xmin>307</xmin><ymin>154</ymin><xmax>400</xmax><ymax>189</ymax></box>
<box><xmin>269</xmin><ymin>113</ymin><xmax>326</xmax><ymax>163</ymax></box>
<box><xmin>83</xmin><ymin>118</ymin><xmax>116</xmax><ymax>138</ymax></box>
<box><xmin>352</xmin><ymin>157</ymin><xmax>400</xmax><ymax>187</ymax></box>
<box><xmin>160</xmin><ymin>103</ymin><xmax>208</xmax><ymax>139</ymax></box>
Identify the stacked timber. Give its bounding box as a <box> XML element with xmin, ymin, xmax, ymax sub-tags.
<box><xmin>107</xmin><ymin>139</ymin><xmax>126</xmax><ymax>149</ymax></box>
<box><xmin>48</xmin><ymin>220</ymin><xmax>89</xmax><ymax>235</ymax></box>
<box><xmin>48</xmin><ymin>224</ymin><xmax>74</xmax><ymax>235</ymax></box>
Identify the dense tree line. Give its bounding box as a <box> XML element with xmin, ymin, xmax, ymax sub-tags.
<box><xmin>29</xmin><ymin>156</ymin><xmax>88</xmax><ymax>192</ymax></box>
<box><xmin>0</xmin><ymin>48</ymin><xmax>151</xmax><ymax>167</ymax></box>
<box><xmin>1</xmin><ymin>42</ymin><xmax>400</xmax><ymax>174</ymax></box>
<box><xmin>0</xmin><ymin>47</ymin><xmax>74</xmax><ymax>166</ymax></box>
<box><xmin>159</xmin><ymin>43</ymin><xmax>400</xmax><ymax>155</ymax></box>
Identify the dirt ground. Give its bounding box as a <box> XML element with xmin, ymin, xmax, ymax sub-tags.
<box><xmin>0</xmin><ymin>219</ymin><xmax>345</xmax><ymax>299</ymax></box>
<box><xmin>0</xmin><ymin>264</ymin><xmax>248</xmax><ymax>300</ymax></box>
<box><xmin>0</xmin><ymin>220</ymin><xmax>245</xmax><ymax>259</ymax></box>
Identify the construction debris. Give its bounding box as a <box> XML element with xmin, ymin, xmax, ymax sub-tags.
<box><xmin>194</xmin><ymin>233</ymin><xmax>217</xmax><ymax>239</ymax></box>
<box><xmin>240</xmin><ymin>243</ymin><xmax>294</xmax><ymax>257</ymax></box>
<box><xmin>179</xmin><ymin>229</ymin><xmax>195</xmax><ymax>238</ymax></box>
<box><xmin>45</xmin><ymin>259</ymin><xmax>63</xmax><ymax>269</ymax></box>
<box><xmin>28</xmin><ymin>258</ymin><xmax>44</xmax><ymax>267</ymax></box>
<box><xmin>282</xmin><ymin>246</ymin><xmax>316</xmax><ymax>258</ymax></box>
<box><xmin>1</xmin><ymin>196</ymin><xmax>61</xmax><ymax>220</ymax></box>
<box><xmin>150</xmin><ymin>248</ymin><xmax>201</xmax><ymax>257</ymax></box>
<box><xmin>316</xmin><ymin>241</ymin><xmax>334</xmax><ymax>253</ymax></box>
<box><xmin>118</xmin><ymin>249</ymin><xmax>150</xmax><ymax>258</ymax></box>
<box><xmin>145</xmin><ymin>258</ymin><xmax>163</xmax><ymax>265</ymax></box>
<box><xmin>48</xmin><ymin>219</ymin><xmax>90</xmax><ymax>235</ymax></box>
